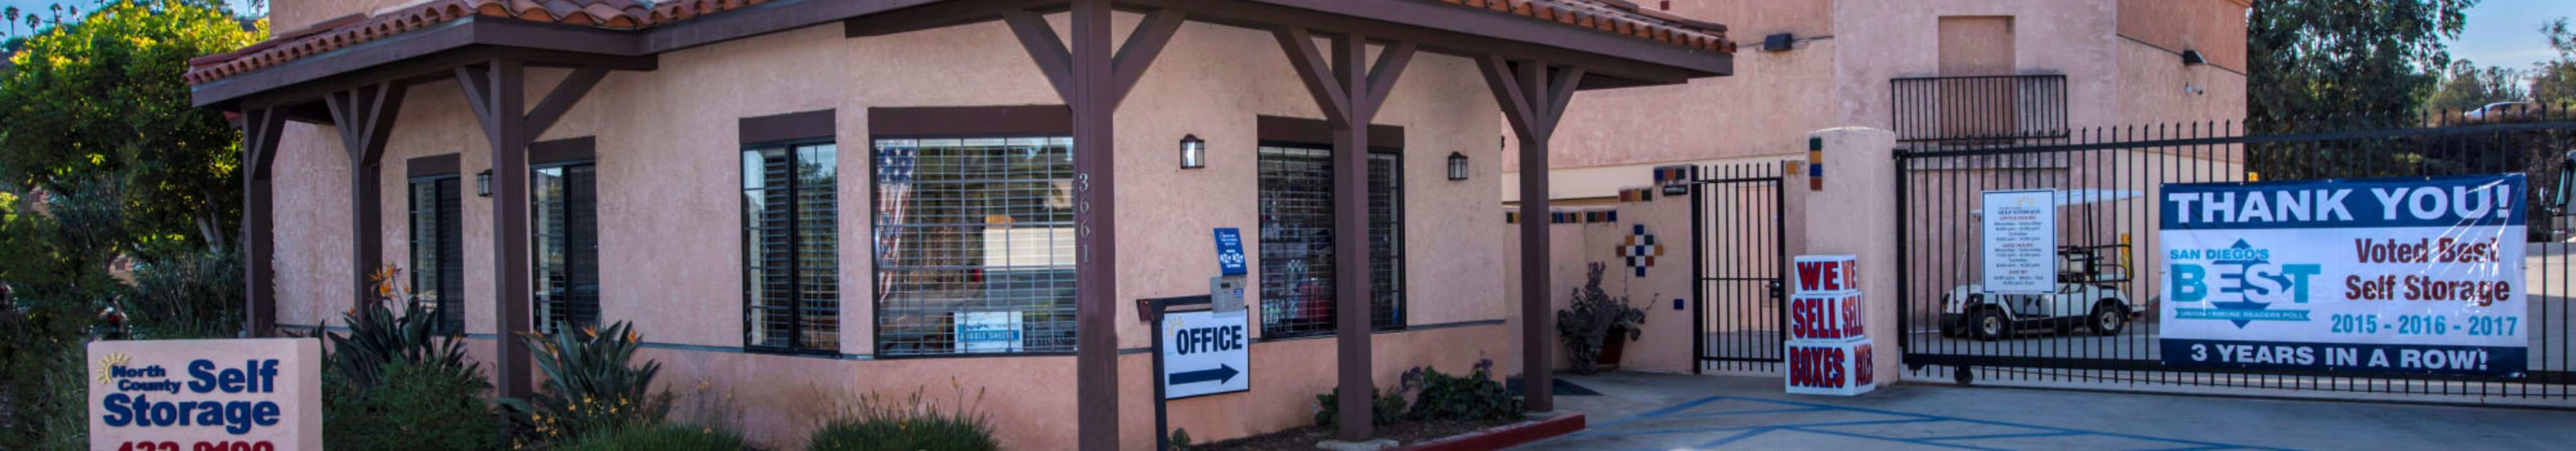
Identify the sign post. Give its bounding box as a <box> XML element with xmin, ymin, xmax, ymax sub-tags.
<box><xmin>2158</xmin><ymin>175</ymin><xmax>2528</xmax><ymax>377</ymax></box>
<box><xmin>88</xmin><ymin>338</ymin><xmax>323</xmax><ymax>450</ymax></box>
<box><xmin>1982</xmin><ymin>189</ymin><xmax>2058</xmax><ymax>295</ymax></box>
<box><xmin>1146</xmin><ymin>294</ymin><xmax>1251</xmax><ymax>450</ymax></box>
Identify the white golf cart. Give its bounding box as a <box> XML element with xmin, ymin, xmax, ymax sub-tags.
<box><xmin>1938</xmin><ymin>189</ymin><xmax>2146</xmax><ymax>341</ymax></box>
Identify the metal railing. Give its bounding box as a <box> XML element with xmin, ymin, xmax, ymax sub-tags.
<box><xmin>1891</xmin><ymin>74</ymin><xmax>2070</xmax><ymax>143</ymax></box>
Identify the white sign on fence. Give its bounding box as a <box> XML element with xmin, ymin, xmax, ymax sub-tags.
<box><xmin>89</xmin><ymin>338</ymin><xmax>323</xmax><ymax>451</ymax></box>
<box><xmin>1159</xmin><ymin>309</ymin><xmax>1251</xmax><ymax>399</ymax></box>
<box><xmin>1983</xmin><ymin>189</ymin><xmax>2059</xmax><ymax>294</ymax></box>
<box><xmin>2158</xmin><ymin>174</ymin><xmax>2528</xmax><ymax>377</ymax></box>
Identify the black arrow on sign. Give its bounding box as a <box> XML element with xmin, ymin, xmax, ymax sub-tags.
<box><xmin>1168</xmin><ymin>364</ymin><xmax>1240</xmax><ymax>385</ymax></box>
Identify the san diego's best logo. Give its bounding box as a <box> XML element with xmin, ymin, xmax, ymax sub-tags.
<box><xmin>95</xmin><ymin>352</ymin><xmax>289</xmax><ymax>434</ymax></box>
<box><xmin>2170</xmin><ymin>239</ymin><xmax>2320</xmax><ymax>327</ymax></box>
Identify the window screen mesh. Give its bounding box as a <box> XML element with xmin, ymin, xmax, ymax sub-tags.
<box><xmin>744</xmin><ymin>144</ymin><xmax>839</xmax><ymax>353</ymax></box>
<box><xmin>535</xmin><ymin>164</ymin><xmax>600</xmax><ymax>336</ymax></box>
<box><xmin>873</xmin><ymin>137</ymin><xmax>1078</xmax><ymax>356</ymax></box>
<box><xmin>1256</xmin><ymin>146</ymin><xmax>1404</xmax><ymax>340</ymax></box>
<box><xmin>408</xmin><ymin>177</ymin><xmax>464</xmax><ymax>334</ymax></box>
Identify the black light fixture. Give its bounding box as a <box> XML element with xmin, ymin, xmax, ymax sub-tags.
<box><xmin>1179</xmin><ymin>134</ymin><xmax>1206</xmax><ymax>169</ymax></box>
<box><xmin>475</xmin><ymin>169</ymin><xmax>492</xmax><ymax>197</ymax></box>
<box><xmin>1447</xmin><ymin>151</ymin><xmax>1470</xmax><ymax>181</ymax></box>
<box><xmin>2181</xmin><ymin>50</ymin><xmax>2207</xmax><ymax>66</ymax></box>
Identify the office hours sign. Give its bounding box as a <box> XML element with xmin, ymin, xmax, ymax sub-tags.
<box><xmin>1983</xmin><ymin>189</ymin><xmax>2058</xmax><ymax>294</ymax></box>
<box><xmin>2159</xmin><ymin>175</ymin><xmax>2527</xmax><ymax>377</ymax></box>
<box><xmin>1160</xmin><ymin>309</ymin><xmax>1250</xmax><ymax>399</ymax></box>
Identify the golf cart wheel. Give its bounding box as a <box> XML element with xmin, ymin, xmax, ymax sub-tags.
<box><xmin>1970</xmin><ymin>308</ymin><xmax>2008</xmax><ymax>341</ymax></box>
<box><xmin>1954</xmin><ymin>367</ymin><xmax>1975</xmax><ymax>385</ymax></box>
<box><xmin>2092</xmin><ymin>300</ymin><xmax>2128</xmax><ymax>336</ymax></box>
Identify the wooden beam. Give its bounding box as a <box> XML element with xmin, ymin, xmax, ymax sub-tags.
<box><xmin>323</xmin><ymin>82</ymin><xmax>408</xmax><ymax>311</ymax></box>
<box><xmin>453</xmin><ymin>58</ymin><xmax>606</xmax><ymax>401</ymax></box>
<box><xmin>1274</xmin><ymin>26</ymin><xmax>1416</xmax><ymax>443</ymax></box>
<box><xmin>1001</xmin><ymin>9</ymin><xmax>1077</xmax><ymax>101</ymax></box>
<box><xmin>1478</xmin><ymin>56</ymin><xmax>1587</xmax><ymax>413</ymax></box>
<box><xmin>1104</xmin><ymin>8</ymin><xmax>1187</xmax><ymax>107</ymax></box>
<box><xmin>240</xmin><ymin>107</ymin><xmax>289</xmax><ymax>338</ymax></box>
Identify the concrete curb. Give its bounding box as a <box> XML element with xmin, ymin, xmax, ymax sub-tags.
<box><xmin>1392</xmin><ymin>413</ymin><xmax>1586</xmax><ymax>451</ymax></box>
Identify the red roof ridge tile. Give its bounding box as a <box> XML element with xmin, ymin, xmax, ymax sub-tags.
<box><xmin>189</xmin><ymin>0</ymin><xmax>1732</xmax><ymax>86</ymax></box>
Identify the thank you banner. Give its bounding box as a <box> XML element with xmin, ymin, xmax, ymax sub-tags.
<box><xmin>2158</xmin><ymin>174</ymin><xmax>2527</xmax><ymax>377</ymax></box>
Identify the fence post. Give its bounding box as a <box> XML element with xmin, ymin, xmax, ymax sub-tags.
<box><xmin>1786</xmin><ymin>127</ymin><xmax>1904</xmax><ymax>388</ymax></box>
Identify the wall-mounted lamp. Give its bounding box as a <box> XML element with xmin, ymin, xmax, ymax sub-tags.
<box><xmin>475</xmin><ymin>169</ymin><xmax>493</xmax><ymax>197</ymax></box>
<box><xmin>2181</xmin><ymin>50</ymin><xmax>2207</xmax><ymax>66</ymax></box>
<box><xmin>1447</xmin><ymin>151</ymin><xmax>1470</xmax><ymax>181</ymax></box>
<box><xmin>1179</xmin><ymin>134</ymin><xmax>1206</xmax><ymax>169</ymax></box>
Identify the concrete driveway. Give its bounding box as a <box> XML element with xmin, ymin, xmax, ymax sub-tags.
<box><xmin>1517</xmin><ymin>372</ymin><xmax>2576</xmax><ymax>450</ymax></box>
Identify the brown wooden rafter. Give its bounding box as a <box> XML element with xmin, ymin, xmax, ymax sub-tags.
<box><xmin>1000</xmin><ymin>6</ymin><xmax>1186</xmax><ymax>111</ymax></box>
<box><xmin>1479</xmin><ymin>56</ymin><xmax>1584</xmax><ymax>414</ymax></box>
<box><xmin>453</xmin><ymin>59</ymin><xmax>609</xmax><ymax>401</ymax></box>
<box><xmin>323</xmin><ymin>82</ymin><xmax>408</xmax><ymax>306</ymax></box>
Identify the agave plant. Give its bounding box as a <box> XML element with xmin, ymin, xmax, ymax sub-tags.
<box><xmin>499</xmin><ymin>321</ymin><xmax>673</xmax><ymax>444</ymax></box>
<box><xmin>327</xmin><ymin>265</ymin><xmax>477</xmax><ymax>389</ymax></box>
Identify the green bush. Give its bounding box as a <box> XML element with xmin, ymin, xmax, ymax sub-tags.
<box><xmin>121</xmin><ymin>246</ymin><xmax>243</xmax><ymax>339</ymax></box>
<box><xmin>557</xmin><ymin>424</ymin><xmax>748</xmax><ymax>451</ymax></box>
<box><xmin>1408</xmin><ymin>361</ymin><xmax>1524</xmax><ymax>421</ymax></box>
<box><xmin>326</xmin><ymin>266</ymin><xmax>475</xmax><ymax>389</ymax></box>
<box><xmin>325</xmin><ymin>360</ymin><xmax>503</xmax><ymax>450</ymax></box>
<box><xmin>808</xmin><ymin>383</ymin><xmax>998</xmax><ymax>451</ymax></box>
<box><xmin>1557</xmin><ymin>263</ymin><xmax>1645</xmax><ymax>375</ymax></box>
<box><xmin>1312</xmin><ymin>385</ymin><xmax>1408</xmax><ymax>428</ymax></box>
<box><xmin>499</xmin><ymin>321</ymin><xmax>672</xmax><ymax>445</ymax></box>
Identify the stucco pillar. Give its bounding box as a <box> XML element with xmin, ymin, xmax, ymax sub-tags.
<box><xmin>1785</xmin><ymin>127</ymin><xmax>1903</xmax><ymax>387</ymax></box>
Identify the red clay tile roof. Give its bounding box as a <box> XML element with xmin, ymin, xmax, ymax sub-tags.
<box><xmin>186</xmin><ymin>0</ymin><xmax>1731</xmax><ymax>85</ymax></box>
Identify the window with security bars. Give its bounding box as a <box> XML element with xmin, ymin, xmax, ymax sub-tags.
<box><xmin>1257</xmin><ymin>145</ymin><xmax>1403</xmax><ymax>339</ymax></box>
<box><xmin>744</xmin><ymin>144</ymin><xmax>840</xmax><ymax>354</ymax></box>
<box><xmin>534</xmin><ymin>164</ymin><xmax>601</xmax><ymax>336</ymax></box>
<box><xmin>408</xmin><ymin>177</ymin><xmax>464</xmax><ymax>334</ymax></box>
<box><xmin>872</xmin><ymin>137</ymin><xmax>1078</xmax><ymax>356</ymax></box>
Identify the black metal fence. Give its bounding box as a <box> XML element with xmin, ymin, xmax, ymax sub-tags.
<box><xmin>1896</xmin><ymin>104</ymin><xmax>2576</xmax><ymax>399</ymax></box>
<box><xmin>1891</xmin><ymin>75</ymin><xmax>2071</xmax><ymax>144</ymax></box>
<box><xmin>1689</xmin><ymin>161</ymin><xmax>1790</xmax><ymax>373</ymax></box>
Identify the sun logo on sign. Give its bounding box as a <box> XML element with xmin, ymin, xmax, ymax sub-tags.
<box><xmin>1617</xmin><ymin>224</ymin><xmax>1665</xmax><ymax>277</ymax></box>
<box><xmin>94</xmin><ymin>352</ymin><xmax>129</xmax><ymax>385</ymax></box>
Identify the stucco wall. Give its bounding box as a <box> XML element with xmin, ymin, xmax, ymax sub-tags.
<box><xmin>1524</xmin><ymin>0</ymin><xmax>1838</xmax><ymax>171</ymax></box>
<box><xmin>1832</xmin><ymin>0</ymin><xmax>2121</xmax><ymax>131</ymax></box>
<box><xmin>264</xmin><ymin>12</ymin><xmax>1511</xmax><ymax>448</ymax></box>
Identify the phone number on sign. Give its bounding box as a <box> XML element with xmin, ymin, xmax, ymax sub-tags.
<box><xmin>2327</xmin><ymin>314</ymin><xmax>2520</xmax><ymax>336</ymax></box>
<box><xmin>114</xmin><ymin>441</ymin><xmax>273</xmax><ymax>451</ymax></box>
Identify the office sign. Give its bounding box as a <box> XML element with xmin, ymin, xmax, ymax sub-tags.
<box><xmin>1982</xmin><ymin>189</ymin><xmax>2058</xmax><ymax>294</ymax></box>
<box><xmin>1159</xmin><ymin>309</ymin><xmax>1250</xmax><ymax>399</ymax></box>
<box><xmin>89</xmin><ymin>338</ymin><xmax>322</xmax><ymax>451</ymax></box>
<box><xmin>2159</xmin><ymin>174</ymin><xmax>2527</xmax><ymax>377</ymax></box>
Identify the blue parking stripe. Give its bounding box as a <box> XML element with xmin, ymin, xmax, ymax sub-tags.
<box><xmin>1779</xmin><ymin>427</ymin><xmax>2011</xmax><ymax>451</ymax></box>
<box><xmin>1922</xmin><ymin>431</ymin><xmax>2084</xmax><ymax>441</ymax></box>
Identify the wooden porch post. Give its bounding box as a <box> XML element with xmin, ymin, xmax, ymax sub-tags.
<box><xmin>1274</xmin><ymin>26</ymin><xmax>1416</xmax><ymax>443</ymax></box>
<box><xmin>240</xmin><ymin>107</ymin><xmax>289</xmax><ymax>337</ymax></box>
<box><xmin>324</xmin><ymin>82</ymin><xmax>407</xmax><ymax>304</ymax></box>
<box><xmin>456</xmin><ymin>60</ymin><xmax>607</xmax><ymax>400</ymax></box>
<box><xmin>1478</xmin><ymin>56</ymin><xmax>1582</xmax><ymax>414</ymax></box>
<box><xmin>998</xmin><ymin>1</ymin><xmax>1184</xmax><ymax>447</ymax></box>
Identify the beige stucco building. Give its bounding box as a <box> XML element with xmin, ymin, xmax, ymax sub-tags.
<box><xmin>1508</xmin><ymin>0</ymin><xmax>2251</xmax><ymax>203</ymax></box>
<box><xmin>196</xmin><ymin>0</ymin><xmax>1740</xmax><ymax>448</ymax></box>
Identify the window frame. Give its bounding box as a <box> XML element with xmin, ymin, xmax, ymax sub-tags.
<box><xmin>865</xmin><ymin>134</ymin><xmax>1081</xmax><ymax>358</ymax></box>
<box><xmin>740</xmin><ymin>139</ymin><xmax>842</xmax><ymax>356</ymax></box>
<box><xmin>530</xmin><ymin>159</ymin><xmax>601</xmax><ymax>336</ymax></box>
<box><xmin>1253</xmin><ymin>139</ymin><xmax>1409</xmax><ymax>341</ymax></box>
<box><xmin>406</xmin><ymin>173</ymin><xmax>464</xmax><ymax>335</ymax></box>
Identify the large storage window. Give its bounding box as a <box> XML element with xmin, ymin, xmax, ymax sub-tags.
<box><xmin>533</xmin><ymin>162</ymin><xmax>600</xmax><ymax>336</ymax></box>
<box><xmin>1256</xmin><ymin>145</ymin><xmax>1404</xmax><ymax>339</ymax></box>
<box><xmin>408</xmin><ymin>176</ymin><xmax>464</xmax><ymax>334</ymax></box>
<box><xmin>871</xmin><ymin>137</ymin><xmax>1077</xmax><ymax>356</ymax></box>
<box><xmin>743</xmin><ymin>144</ymin><xmax>840</xmax><ymax>354</ymax></box>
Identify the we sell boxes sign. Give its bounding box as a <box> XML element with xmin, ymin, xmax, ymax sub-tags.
<box><xmin>2159</xmin><ymin>174</ymin><xmax>2526</xmax><ymax>377</ymax></box>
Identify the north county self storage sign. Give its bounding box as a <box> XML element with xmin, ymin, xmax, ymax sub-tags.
<box><xmin>90</xmin><ymin>338</ymin><xmax>321</xmax><ymax>451</ymax></box>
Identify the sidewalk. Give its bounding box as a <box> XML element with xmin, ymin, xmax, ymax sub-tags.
<box><xmin>1517</xmin><ymin>372</ymin><xmax>2576</xmax><ymax>450</ymax></box>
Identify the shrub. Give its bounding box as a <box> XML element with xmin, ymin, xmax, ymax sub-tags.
<box><xmin>557</xmin><ymin>424</ymin><xmax>748</xmax><ymax>451</ymax></box>
<box><xmin>325</xmin><ymin>360</ymin><xmax>503</xmax><ymax>450</ymax></box>
<box><xmin>808</xmin><ymin>382</ymin><xmax>998</xmax><ymax>451</ymax></box>
<box><xmin>1557</xmin><ymin>263</ymin><xmax>1645</xmax><ymax>374</ymax></box>
<box><xmin>1312</xmin><ymin>385</ymin><xmax>1407</xmax><ymax>427</ymax></box>
<box><xmin>1408</xmin><ymin>360</ymin><xmax>1524</xmax><ymax>421</ymax></box>
<box><xmin>121</xmin><ymin>246</ymin><xmax>243</xmax><ymax>339</ymax></box>
<box><xmin>326</xmin><ymin>266</ymin><xmax>475</xmax><ymax>389</ymax></box>
<box><xmin>499</xmin><ymin>321</ymin><xmax>672</xmax><ymax>445</ymax></box>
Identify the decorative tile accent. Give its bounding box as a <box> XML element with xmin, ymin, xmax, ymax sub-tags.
<box><xmin>1617</xmin><ymin>224</ymin><xmax>1665</xmax><ymax>277</ymax></box>
<box><xmin>1617</xmin><ymin>186</ymin><xmax>1656</xmax><ymax>202</ymax></box>
<box><xmin>1505</xmin><ymin>207</ymin><xmax>1620</xmax><ymax>224</ymax></box>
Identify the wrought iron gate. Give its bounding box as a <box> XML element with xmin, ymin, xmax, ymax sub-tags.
<box><xmin>1896</xmin><ymin>106</ymin><xmax>2576</xmax><ymax>400</ymax></box>
<box><xmin>1690</xmin><ymin>161</ymin><xmax>1790</xmax><ymax>373</ymax></box>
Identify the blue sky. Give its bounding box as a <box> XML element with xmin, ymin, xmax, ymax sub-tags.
<box><xmin>2450</xmin><ymin>0</ymin><xmax>2576</xmax><ymax>70</ymax></box>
